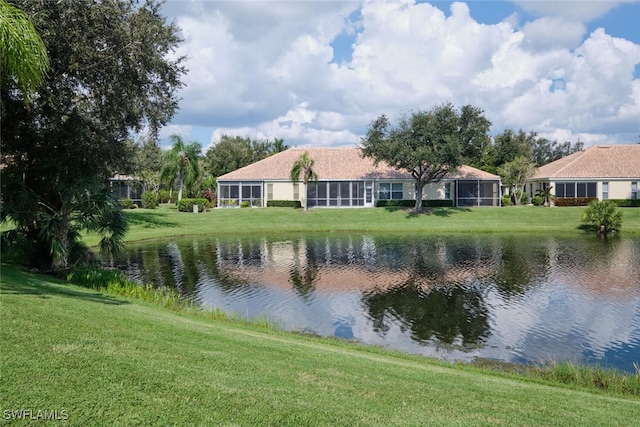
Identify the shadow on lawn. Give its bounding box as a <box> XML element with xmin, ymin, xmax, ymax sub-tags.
<box><xmin>1</xmin><ymin>266</ymin><xmax>128</xmax><ymax>306</ymax></box>
<box><xmin>384</xmin><ymin>207</ymin><xmax>472</xmax><ymax>218</ymax></box>
<box><xmin>126</xmin><ymin>211</ymin><xmax>180</xmax><ymax>229</ymax></box>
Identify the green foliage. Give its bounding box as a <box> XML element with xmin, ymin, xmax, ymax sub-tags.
<box><xmin>581</xmin><ymin>200</ymin><xmax>623</xmax><ymax>233</ymax></box>
<box><xmin>240</xmin><ymin>201</ymin><xmax>251</xmax><ymax>208</ymax></box>
<box><xmin>609</xmin><ymin>199</ymin><xmax>640</xmax><ymax>207</ymax></box>
<box><xmin>161</xmin><ymin>134</ymin><xmax>202</xmax><ymax>202</ymax></box>
<box><xmin>555</xmin><ymin>197</ymin><xmax>597</xmax><ymax>207</ymax></box>
<box><xmin>267</xmin><ymin>200</ymin><xmax>302</xmax><ymax>208</ymax></box>
<box><xmin>290</xmin><ymin>151</ymin><xmax>319</xmax><ymax>211</ymax></box>
<box><xmin>1</xmin><ymin>0</ymin><xmax>184</xmax><ymax>269</ymax></box>
<box><xmin>141</xmin><ymin>192</ymin><xmax>158</xmax><ymax>209</ymax></box>
<box><xmin>119</xmin><ymin>198</ymin><xmax>137</xmax><ymax>209</ymax></box>
<box><xmin>0</xmin><ymin>0</ymin><xmax>49</xmax><ymax>98</ymax></box>
<box><xmin>375</xmin><ymin>199</ymin><xmax>454</xmax><ymax>208</ymax></box>
<box><xmin>497</xmin><ymin>156</ymin><xmax>536</xmax><ymax>205</ymax></box>
<box><xmin>535</xmin><ymin>186</ymin><xmax>556</xmax><ymax>206</ymax></box>
<box><xmin>157</xmin><ymin>190</ymin><xmax>173</xmax><ymax>204</ymax></box>
<box><xmin>531</xmin><ymin>195</ymin><xmax>543</xmax><ymax>206</ymax></box>
<box><xmin>177</xmin><ymin>198</ymin><xmax>209</xmax><ymax>212</ymax></box>
<box><xmin>361</xmin><ymin>103</ymin><xmax>491</xmax><ymax>210</ymax></box>
<box><xmin>205</xmin><ymin>135</ymin><xmax>288</xmax><ymax>177</ymax></box>
<box><xmin>501</xmin><ymin>195</ymin><xmax>512</xmax><ymax>206</ymax></box>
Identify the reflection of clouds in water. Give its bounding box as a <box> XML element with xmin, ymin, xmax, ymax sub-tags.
<box><xmin>116</xmin><ymin>234</ymin><xmax>640</xmax><ymax>372</ymax></box>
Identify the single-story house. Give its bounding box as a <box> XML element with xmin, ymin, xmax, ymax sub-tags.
<box><xmin>526</xmin><ymin>144</ymin><xmax>639</xmax><ymax>202</ymax></box>
<box><xmin>109</xmin><ymin>174</ymin><xmax>144</xmax><ymax>205</ymax></box>
<box><xmin>217</xmin><ymin>147</ymin><xmax>501</xmax><ymax>208</ymax></box>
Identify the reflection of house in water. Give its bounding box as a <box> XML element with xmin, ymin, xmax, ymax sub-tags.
<box><xmin>548</xmin><ymin>238</ymin><xmax>640</xmax><ymax>298</ymax></box>
<box><xmin>213</xmin><ymin>236</ymin><xmax>499</xmax><ymax>294</ymax></box>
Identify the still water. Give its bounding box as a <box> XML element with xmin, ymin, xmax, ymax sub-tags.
<box><xmin>111</xmin><ymin>233</ymin><xmax>640</xmax><ymax>372</ymax></box>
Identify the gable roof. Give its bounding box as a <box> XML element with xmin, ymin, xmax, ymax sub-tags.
<box><xmin>533</xmin><ymin>144</ymin><xmax>640</xmax><ymax>179</ymax></box>
<box><xmin>218</xmin><ymin>147</ymin><xmax>499</xmax><ymax>181</ymax></box>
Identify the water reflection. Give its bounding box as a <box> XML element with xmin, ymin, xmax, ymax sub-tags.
<box><xmin>112</xmin><ymin>233</ymin><xmax>640</xmax><ymax>372</ymax></box>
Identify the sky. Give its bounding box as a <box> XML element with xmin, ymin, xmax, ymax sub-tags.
<box><xmin>157</xmin><ymin>0</ymin><xmax>640</xmax><ymax>151</ymax></box>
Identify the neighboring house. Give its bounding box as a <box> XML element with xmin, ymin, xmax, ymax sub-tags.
<box><xmin>109</xmin><ymin>174</ymin><xmax>144</xmax><ymax>205</ymax></box>
<box><xmin>216</xmin><ymin>147</ymin><xmax>501</xmax><ymax>208</ymax></box>
<box><xmin>526</xmin><ymin>144</ymin><xmax>640</xmax><ymax>202</ymax></box>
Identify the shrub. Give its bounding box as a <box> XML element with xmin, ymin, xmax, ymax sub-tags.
<box><xmin>531</xmin><ymin>195</ymin><xmax>543</xmax><ymax>206</ymax></box>
<box><xmin>119</xmin><ymin>198</ymin><xmax>136</xmax><ymax>209</ymax></box>
<box><xmin>581</xmin><ymin>200</ymin><xmax>623</xmax><ymax>233</ymax></box>
<box><xmin>267</xmin><ymin>200</ymin><xmax>302</xmax><ymax>208</ymax></box>
<box><xmin>501</xmin><ymin>195</ymin><xmax>512</xmax><ymax>206</ymax></box>
<box><xmin>202</xmin><ymin>188</ymin><xmax>216</xmax><ymax>206</ymax></box>
<box><xmin>240</xmin><ymin>201</ymin><xmax>251</xmax><ymax>208</ymax></box>
<box><xmin>609</xmin><ymin>199</ymin><xmax>640</xmax><ymax>208</ymax></box>
<box><xmin>141</xmin><ymin>192</ymin><xmax>158</xmax><ymax>209</ymax></box>
<box><xmin>157</xmin><ymin>190</ymin><xmax>172</xmax><ymax>204</ymax></box>
<box><xmin>177</xmin><ymin>198</ymin><xmax>209</xmax><ymax>212</ymax></box>
<box><xmin>555</xmin><ymin>197</ymin><xmax>597</xmax><ymax>207</ymax></box>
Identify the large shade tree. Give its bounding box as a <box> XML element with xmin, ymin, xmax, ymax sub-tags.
<box><xmin>290</xmin><ymin>151</ymin><xmax>319</xmax><ymax>211</ymax></box>
<box><xmin>0</xmin><ymin>0</ymin><xmax>186</xmax><ymax>269</ymax></box>
<box><xmin>161</xmin><ymin>134</ymin><xmax>202</xmax><ymax>201</ymax></box>
<box><xmin>361</xmin><ymin>103</ymin><xmax>492</xmax><ymax>210</ymax></box>
<box><xmin>498</xmin><ymin>156</ymin><xmax>537</xmax><ymax>205</ymax></box>
<box><xmin>205</xmin><ymin>135</ymin><xmax>288</xmax><ymax>177</ymax></box>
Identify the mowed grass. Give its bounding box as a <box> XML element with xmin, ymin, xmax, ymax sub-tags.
<box><xmin>82</xmin><ymin>204</ymin><xmax>640</xmax><ymax>246</ymax></box>
<box><xmin>2</xmin><ymin>264</ymin><xmax>640</xmax><ymax>426</ymax></box>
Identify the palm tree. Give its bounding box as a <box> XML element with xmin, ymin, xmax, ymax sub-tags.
<box><xmin>290</xmin><ymin>151</ymin><xmax>319</xmax><ymax>211</ymax></box>
<box><xmin>535</xmin><ymin>186</ymin><xmax>556</xmax><ymax>207</ymax></box>
<box><xmin>161</xmin><ymin>134</ymin><xmax>201</xmax><ymax>202</ymax></box>
<box><xmin>0</xmin><ymin>0</ymin><xmax>49</xmax><ymax>98</ymax></box>
<box><xmin>272</xmin><ymin>138</ymin><xmax>289</xmax><ymax>154</ymax></box>
<box><xmin>581</xmin><ymin>200</ymin><xmax>623</xmax><ymax>234</ymax></box>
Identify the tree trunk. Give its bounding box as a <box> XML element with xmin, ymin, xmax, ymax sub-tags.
<box><xmin>177</xmin><ymin>172</ymin><xmax>184</xmax><ymax>201</ymax></box>
<box><xmin>415</xmin><ymin>181</ymin><xmax>424</xmax><ymax>210</ymax></box>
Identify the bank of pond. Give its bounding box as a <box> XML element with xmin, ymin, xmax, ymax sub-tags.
<box><xmin>107</xmin><ymin>232</ymin><xmax>640</xmax><ymax>375</ymax></box>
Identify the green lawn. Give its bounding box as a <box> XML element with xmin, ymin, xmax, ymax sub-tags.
<box><xmin>2</xmin><ymin>264</ymin><xmax>640</xmax><ymax>426</ymax></box>
<box><xmin>82</xmin><ymin>204</ymin><xmax>640</xmax><ymax>246</ymax></box>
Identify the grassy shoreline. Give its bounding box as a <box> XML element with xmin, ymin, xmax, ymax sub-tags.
<box><xmin>82</xmin><ymin>205</ymin><xmax>640</xmax><ymax>246</ymax></box>
<box><xmin>2</xmin><ymin>264</ymin><xmax>640</xmax><ymax>426</ymax></box>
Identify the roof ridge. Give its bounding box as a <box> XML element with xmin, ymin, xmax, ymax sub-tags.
<box><xmin>550</xmin><ymin>146</ymin><xmax>589</xmax><ymax>174</ymax></box>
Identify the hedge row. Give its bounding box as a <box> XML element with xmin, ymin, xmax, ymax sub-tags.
<box><xmin>267</xmin><ymin>200</ymin><xmax>302</xmax><ymax>208</ymax></box>
<box><xmin>376</xmin><ymin>199</ymin><xmax>454</xmax><ymax>208</ymax></box>
<box><xmin>554</xmin><ymin>197</ymin><xmax>598</xmax><ymax>207</ymax></box>
<box><xmin>608</xmin><ymin>199</ymin><xmax>640</xmax><ymax>207</ymax></box>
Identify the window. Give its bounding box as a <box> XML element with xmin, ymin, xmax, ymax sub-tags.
<box><xmin>218</xmin><ymin>182</ymin><xmax>261</xmax><ymax>207</ymax></box>
<box><xmin>306</xmin><ymin>181</ymin><xmax>366</xmax><ymax>207</ymax></box>
<box><xmin>632</xmin><ymin>182</ymin><xmax>638</xmax><ymax>200</ymax></box>
<box><xmin>378</xmin><ymin>183</ymin><xmax>403</xmax><ymax>200</ymax></box>
<box><xmin>267</xmin><ymin>184</ymin><xmax>273</xmax><ymax>200</ymax></box>
<box><xmin>602</xmin><ymin>182</ymin><xmax>608</xmax><ymax>200</ymax></box>
<box><xmin>554</xmin><ymin>182</ymin><xmax>597</xmax><ymax>199</ymax></box>
<box><xmin>292</xmin><ymin>183</ymin><xmax>298</xmax><ymax>200</ymax></box>
<box><xmin>444</xmin><ymin>183</ymin><xmax>451</xmax><ymax>199</ymax></box>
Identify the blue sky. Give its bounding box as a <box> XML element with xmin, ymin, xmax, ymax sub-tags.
<box><xmin>159</xmin><ymin>1</ymin><xmax>640</xmax><ymax>150</ymax></box>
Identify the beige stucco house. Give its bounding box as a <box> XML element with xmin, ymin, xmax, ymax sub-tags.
<box><xmin>217</xmin><ymin>147</ymin><xmax>501</xmax><ymax>208</ymax></box>
<box><xmin>526</xmin><ymin>144</ymin><xmax>639</xmax><ymax>202</ymax></box>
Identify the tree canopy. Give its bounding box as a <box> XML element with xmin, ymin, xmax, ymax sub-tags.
<box><xmin>205</xmin><ymin>135</ymin><xmax>289</xmax><ymax>177</ymax></box>
<box><xmin>360</xmin><ymin>103</ymin><xmax>491</xmax><ymax>209</ymax></box>
<box><xmin>161</xmin><ymin>134</ymin><xmax>202</xmax><ymax>202</ymax></box>
<box><xmin>0</xmin><ymin>0</ymin><xmax>186</xmax><ymax>269</ymax></box>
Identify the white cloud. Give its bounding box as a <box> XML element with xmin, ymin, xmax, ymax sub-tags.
<box><xmin>514</xmin><ymin>0</ymin><xmax>631</xmax><ymax>21</ymax></box>
<box><xmin>161</xmin><ymin>0</ymin><xmax>640</xmax><ymax>148</ymax></box>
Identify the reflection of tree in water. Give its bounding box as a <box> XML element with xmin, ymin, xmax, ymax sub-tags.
<box><xmin>493</xmin><ymin>237</ymin><xmax>547</xmax><ymax>298</ymax></box>
<box><xmin>363</xmin><ymin>284</ymin><xmax>490</xmax><ymax>346</ymax></box>
<box><xmin>288</xmin><ymin>263</ymin><xmax>319</xmax><ymax>299</ymax></box>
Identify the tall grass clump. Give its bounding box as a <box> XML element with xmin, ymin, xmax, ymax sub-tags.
<box><xmin>533</xmin><ymin>360</ymin><xmax>640</xmax><ymax>396</ymax></box>
<box><xmin>66</xmin><ymin>267</ymin><xmax>278</xmax><ymax>328</ymax></box>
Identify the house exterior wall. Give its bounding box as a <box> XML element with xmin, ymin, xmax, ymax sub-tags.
<box><xmin>219</xmin><ymin>178</ymin><xmax>500</xmax><ymax>208</ymax></box>
<box><xmin>528</xmin><ymin>178</ymin><xmax>638</xmax><ymax>201</ymax></box>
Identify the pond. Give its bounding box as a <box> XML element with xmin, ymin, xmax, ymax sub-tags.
<box><xmin>110</xmin><ymin>233</ymin><xmax>640</xmax><ymax>372</ymax></box>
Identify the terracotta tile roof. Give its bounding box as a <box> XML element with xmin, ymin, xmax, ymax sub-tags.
<box><xmin>533</xmin><ymin>144</ymin><xmax>640</xmax><ymax>179</ymax></box>
<box><xmin>218</xmin><ymin>147</ymin><xmax>499</xmax><ymax>181</ymax></box>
